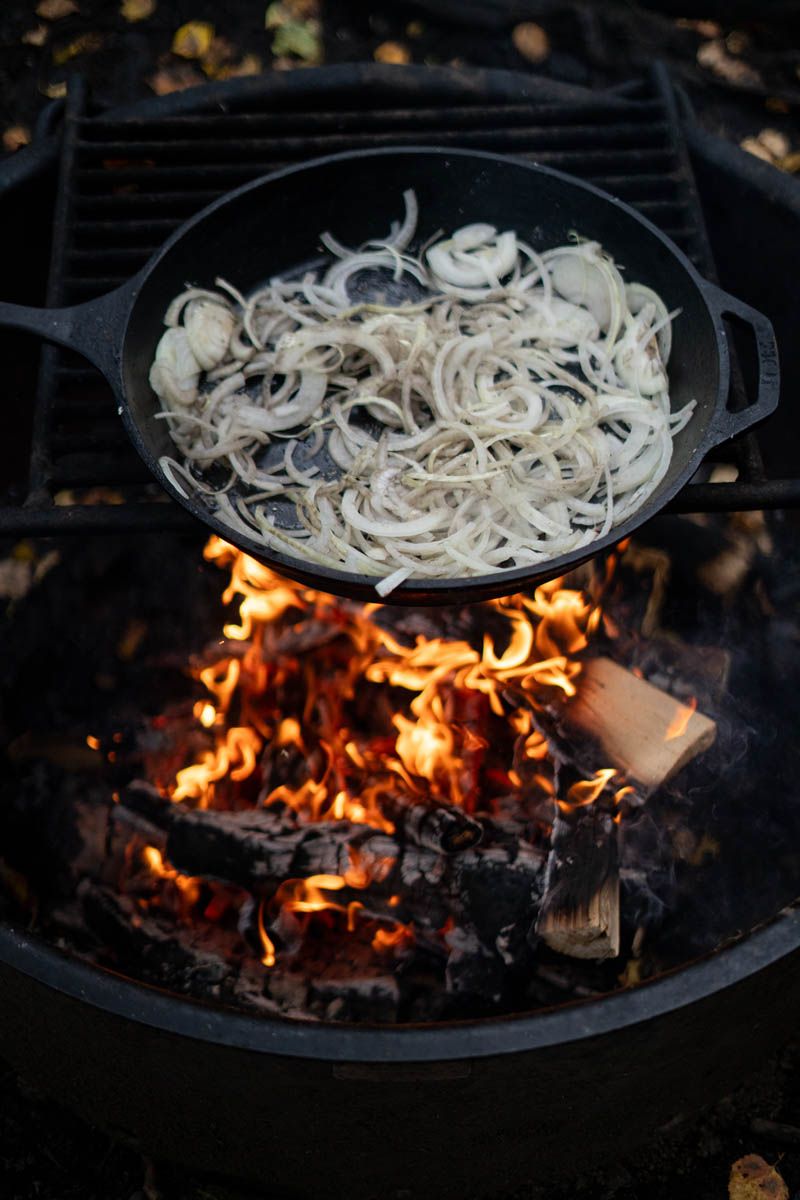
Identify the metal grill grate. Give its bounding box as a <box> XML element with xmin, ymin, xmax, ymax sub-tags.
<box><xmin>1</xmin><ymin>63</ymin><xmax>777</xmax><ymax>536</ymax></box>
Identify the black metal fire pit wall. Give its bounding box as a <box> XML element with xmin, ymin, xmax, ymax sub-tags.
<box><xmin>0</xmin><ymin>913</ymin><xmax>798</xmax><ymax>1198</ymax></box>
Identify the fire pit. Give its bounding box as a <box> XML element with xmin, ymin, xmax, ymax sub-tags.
<box><xmin>1</xmin><ymin>62</ymin><xmax>799</xmax><ymax>1198</ymax></box>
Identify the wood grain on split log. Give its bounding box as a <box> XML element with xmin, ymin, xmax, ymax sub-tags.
<box><xmin>535</xmin><ymin>808</ymin><xmax>620</xmax><ymax>960</ymax></box>
<box><xmin>564</xmin><ymin>657</ymin><xmax>717</xmax><ymax>794</ymax></box>
<box><xmin>536</xmin><ymin>660</ymin><xmax>716</xmax><ymax>960</ymax></box>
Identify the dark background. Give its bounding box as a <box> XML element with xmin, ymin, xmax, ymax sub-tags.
<box><xmin>1</xmin><ymin>1</ymin><xmax>799</xmax><ymax>1198</ymax></box>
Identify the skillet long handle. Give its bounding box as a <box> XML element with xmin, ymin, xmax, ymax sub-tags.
<box><xmin>0</xmin><ymin>274</ymin><xmax>142</xmax><ymax>387</ymax></box>
<box><xmin>702</xmin><ymin>284</ymin><xmax>780</xmax><ymax>447</ymax></box>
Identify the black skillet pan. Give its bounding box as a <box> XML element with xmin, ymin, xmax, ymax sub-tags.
<box><xmin>0</xmin><ymin>147</ymin><xmax>779</xmax><ymax>605</ymax></box>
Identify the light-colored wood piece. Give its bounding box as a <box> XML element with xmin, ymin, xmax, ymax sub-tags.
<box><xmin>565</xmin><ymin>656</ymin><xmax>717</xmax><ymax>794</ymax></box>
<box><xmin>538</xmin><ymin>873</ymin><xmax>620</xmax><ymax>961</ymax></box>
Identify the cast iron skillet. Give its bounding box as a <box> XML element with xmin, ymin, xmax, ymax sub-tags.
<box><xmin>0</xmin><ymin>147</ymin><xmax>780</xmax><ymax>604</ymax></box>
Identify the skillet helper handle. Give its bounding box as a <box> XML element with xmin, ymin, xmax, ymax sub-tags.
<box><xmin>703</xmin><ymin>283</ymin><xmax>780</xmax><ymax>446</ymax></box>
<box><xmin>0</xmin><ymin>275</ymin><xmax>141</xmax><ymax>386</ymax></box>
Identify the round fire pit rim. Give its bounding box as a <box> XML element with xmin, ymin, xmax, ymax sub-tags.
<box><xmin>1</xmin><ymin>907</ymin><xmax>797</xmax><ymax>1062</ymax></box>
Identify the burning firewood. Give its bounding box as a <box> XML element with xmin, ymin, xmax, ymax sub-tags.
<box><xmin>559</xmin><ymin>657</ymin><xmax>717</xmax><ymax>795</ymax></box>
<box><xmin>535</xmin><ymin>659</ymin><xmax>717</xmax><ymax>959</ymax></box>
<box><xmin>536</xmin><ymin>805</ymin><xmax>620</xmax><ymax>960</ymax></box>
<box><xmin>118</xmin><ymin>781</ymin><xmax>446</xmax><ymax>895</ymax></box>
<box><xmin>117</xmin><ymin>782</ymin><xmax>544</xmax><ymax>988</ymax></box>
<box><xmin>380</xmin><ymin>793</ymin><xmax>483</xmax><ymax>854</ymax></box>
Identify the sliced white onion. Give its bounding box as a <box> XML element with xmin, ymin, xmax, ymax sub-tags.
<box><xmin>150</xmin><ymin>192</ymin><xmax>689</xmax><ymax>596</ymax></box>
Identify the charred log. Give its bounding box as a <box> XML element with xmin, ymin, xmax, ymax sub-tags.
<box><xmin>532</xmin><ymin>661</ymin><xmax>716</xmax><ymax>960</ymax></box>
<box><xmin>535</xmin><ymin>806</ymin><xmax>620</xmax><ymax>961</ymax></box>
<box><xmin>119</xmin><ymin>781</ymin><xmax>446</xmax><ymax>895</ymax></box>
<box><xmin>118</xmin><ymin>783</ymin><xmax>544</xmax><ymax>966</ymax></box>
<box><xmin>380</xmin><ymin>793</ymin><xmax>483</xmax><ymax>854</ymax></box>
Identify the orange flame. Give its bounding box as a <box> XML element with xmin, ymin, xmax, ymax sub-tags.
<box><xmin>256</xmin><ymin>897</ymin><xmax>276</xmax><ymax>968</ymax></box>
<box><xmin>148</xmin><ymin>537</ymin><xmax>616</xmax><ymax>970</ymax></box>
<box><xmin>558</xmin><ymin>768</ymin><xmax>617</xmax><ymax>814</ymax></box>
<box><xmin>665</xmin><ymin>697</ymin><xmax>697</xmax><ymax>742</ymax></box>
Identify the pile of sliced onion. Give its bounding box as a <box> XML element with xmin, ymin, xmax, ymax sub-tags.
<box><xmin>151</xmin><ymin>190</ymin><xmax>694</xmax><ymax>596</ymax></box>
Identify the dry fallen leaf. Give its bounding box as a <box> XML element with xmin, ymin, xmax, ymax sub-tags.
<box><xmin>766</xmin><ymin>96</ymin><xmax>790</xmax><ymax>114</ymax></box>
<box><xmin>778</xmin><ymin>152</ymin><xmax>800</xmax><ymax>173</ymax></box>
<box><xmin>374</xmin><ymin>41</ymin><xmax>410</xmax><ymax>65</ymax></box>
<box><xmin>271</xmin><ymin>20</ymin><xmax>322</xmax><ymax>62</ymax></box>
<box><xmin>512</xmin><ymin>22</ymin><xmax>550</xmax><ymax>64</ymax></box>
<box><xmin>697</xmin><ymin>39</ymin><xmax>761</xmax><ymax>88</ymax></box>
<box><xmin>265</xmin><ymin>0</ymin><xmax>318</xmax><ymax>26</ymax></box>
<box><xmin>215</xmin><ymin>53</ymin><xmax>263</xmax><ymax>80</ymax></box>
<box><xmin>40</xmin><ymin>79</ymin><xmax>68</xmax><ymax>98</ymax></box>
<box><xmin>147</xmin><ymin>61</ymin><xmax>204</xmax><ymax>95</ymax></box>
<box><xmin>758</xmin><ymin>128</ymin><xmax>789</xmax><ymax>159</ymax></box>
<box><xmin>171</xmin><ymin>21</ymin><xmax>215</xmax><ymax>61</ymax></box>
<box><xmin>676</xmin><ymin>17</ymin><xmax>721</xmax><ymax>38</ymax></box>
<box><xmin>741</xmin><ymin>136</ymin><xmax>775</xmax><ymax>163</ymax></box>
<box><xmin>36</xmin><ymin>0</ymin><xmax>79</xmax><ymax>18</ymax></box>
<box><xmin>199</xmin><ymin>35</ymin><xmax>235</xmax><ymax>78</ymax></box>
<box><xmin>52</xmin><ymin>31</ymin><xmax>104</xmax><ymax>65</ymax></box>
<box><xmin>22</xmin><ymin>25</ymin><xmax>48</xmax><ymax>46</ymax></box>
<box><xmin>729</xmin><ymin>1155</ymin><xmax>789</xmax><ymax>1200</ymax></box>
<box><xmin>741</xmin><ymin>128</ymin><xmax>791</xmax><ymax>167</ymax></box>
<box><xmin>120</xmin><ymin>0</ymin><xmax>156</xmax><ymax>22</ymax></box>
<box><xmin>2</xmin><ymin>126</ymin><xmax>31</xmax><ymax>152</ymax></box>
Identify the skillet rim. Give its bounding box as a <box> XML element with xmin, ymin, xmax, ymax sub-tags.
<box><xmin>0</xmin><ymin>905</ymin><xmax>798</xmax><ymax>1061</ymax></box>
<box><xmin>117</xmin><ymin>144</ymin><xmax>729</xmax><ymax>601</ymax></box>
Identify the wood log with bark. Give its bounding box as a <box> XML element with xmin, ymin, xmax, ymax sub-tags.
<box><xmin>380</xmin><ymin>793</ymin><xmax>483</xmax><ymax>853</ymax></box>
<box><xmin>117</xmin><ymin>782</ymin><xmax>544</xmax><ymax>985</ymax></box>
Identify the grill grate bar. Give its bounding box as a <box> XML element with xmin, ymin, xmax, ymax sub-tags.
<box><xmin>77</xmin><ymin>101</ymin><xmax>664</xmax><ymax>139</ymax></box>
<box><xmin>76</xmin><ymin>123</ymin><xmax>670</xmax><ymax>160</ymax></box>
<box><xmin>6</xmin><ymin>65</ymin><xmax>780</xmax><ymax>534</ymax></box>
<box><xmin>74</xmin><ymin>149</ymin><xmax>675</xmax><ymax>189</ymax></box>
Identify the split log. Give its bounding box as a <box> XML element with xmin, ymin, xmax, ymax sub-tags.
<box><xmin>560</xmin><ymin>656</ymin><xmax>717</xmax><ymax>796</ymax></box>
<box><xmin>535</xmin><ymin>658</ymin><xmax>717</xmax><ymax>959</ymax></box>
<box><xmin>535</xmin><ymin>806</ymin><xmax>620</xmax><ymax>960</ymax></box>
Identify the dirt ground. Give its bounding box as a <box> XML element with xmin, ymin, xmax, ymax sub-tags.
<box><xmin>2</xmin><ymin>1038</ymin><xmax>800</xmax><ymax>1199</ymax></box>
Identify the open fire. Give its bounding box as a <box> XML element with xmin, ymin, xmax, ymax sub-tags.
<box><xmin>7</xmin><ymin>507</ymin><xmax>799</xmax><ymax>1024</ymax></box>
<box><xmin>55</xmin><ymin>532</ymin><xmax>725</xmax><ymax>1020</ymax></box>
